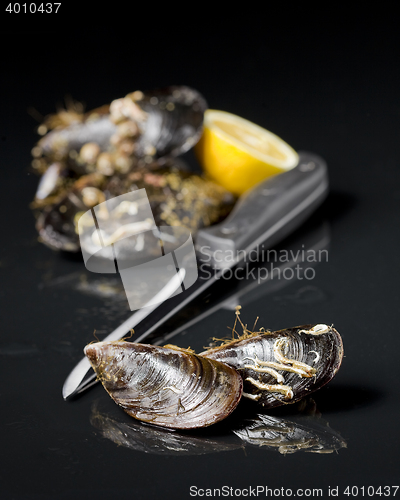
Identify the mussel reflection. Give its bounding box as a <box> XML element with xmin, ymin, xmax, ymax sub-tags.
<box><xmin>233</xmin><ymin>414</ymin><xmax>346</xmax><ymax>455</ymax></box>
<box><xmin>90</xmin><ymin>399</ymin><xmax>346</xmax><ymax>456</ymax></box>
<box><xmin>91</xmin><ymin>405</ymin><xmax>242</xmax><ymax>456</ymax></box>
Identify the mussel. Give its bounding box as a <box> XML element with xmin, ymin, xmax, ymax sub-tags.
<box><xmin>104</xmin><ymin>163</ymin><xmax>234</xmax><ymax>233</ymax></box>
<box><xmin>36</xmin><ymin>161</ymin><xmax>234</xmax><ymax>252</ymax></box>
<box><xmin>31</xmin><ymin>86</ymin><xmax>235</xmax><ymax>253</ymax></box>
<box><xmin>36</xmin><ymin>172</ymin><xmax>105</xmax><ymax>251</ymax></box>
<box><xmin>84</xmin><ymin>342</ymin><xmax>243</xmax><ymax>429</ymax></box>
<box><xmin>201</xmin><ymin>323</ymin><xmax>343</xmax><ymax>408</ymax></box>
<box><xmin>33</xmin><ymin>86</ymin><xmax>207</xmax><ymax>180</ymax></box>
<box><xmin>83</xmin><ymin>320</ymin><xmax>343</xmax><ymax>430</ymax></box>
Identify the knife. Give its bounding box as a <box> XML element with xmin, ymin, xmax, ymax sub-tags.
<box><xmin>62</xmin><ymin>151</ymin><xmax>328</xmax><ymax>400</ymax></box>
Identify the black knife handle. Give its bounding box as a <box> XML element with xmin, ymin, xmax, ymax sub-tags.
<box><xmin>195</xmin><ymin>151</ymin><xmax>328</xmax><ymax>268</ymax></box>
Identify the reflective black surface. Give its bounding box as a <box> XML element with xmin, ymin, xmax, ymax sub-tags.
<box><xmin>2</xmin><ymin>12</ymin><xmax>400</xmax><ymax>500</ymax></box>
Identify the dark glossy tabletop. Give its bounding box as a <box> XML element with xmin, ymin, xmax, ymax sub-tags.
<box><xmin>1</xmin><ymin>11</ymin><xmax>399</xmax><ymax>500</ymax></box>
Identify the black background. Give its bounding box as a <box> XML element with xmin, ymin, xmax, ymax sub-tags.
<box><xmin>1</xmin><ymin>5</ymin><xmax>400</xmax><ymax>500</ymax></box>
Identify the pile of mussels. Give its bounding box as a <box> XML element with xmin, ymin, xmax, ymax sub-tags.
<box><xmin>84</xmin><ymin>319</ymin><xmax>343</xmax><ymax>430</ymax></box>
<box><xmin>30</xmin><ymin>86</ymin><xmax>235</xmax><ymax>252</ymax></box>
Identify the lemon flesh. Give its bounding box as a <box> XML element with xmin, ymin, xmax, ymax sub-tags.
<box><xmin>195</xmin><ymin>110</ymin><xmax>299</xmax><ymax>195</ymax></box>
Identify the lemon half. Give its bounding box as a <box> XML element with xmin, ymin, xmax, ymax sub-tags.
<box><xmin>195</xmin><ymin>110</ymin><xmax>299</xmax><ymax>195</ymax></box>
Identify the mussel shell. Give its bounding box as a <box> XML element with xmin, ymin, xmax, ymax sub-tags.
<box><xmin>38</xmin><ymin>160</ymin><xmax>234</xmax><ymax>252</ymax></box>
<box><xmin>85</xmin><ymin>342</ymin><xmax>243</xmax><ymax>429</ymax></box>
<box><xmin>37</xmin><ymin>86</ymin><xmax>206</xmax><ymax>167</ymax></box>
<box><xmin>36</xmin><ymin>197</ymin><xmax>82</xmax><ymax>252</ymax></box>
<box><xmin>135</xmin><ymin>86</ymin><xmax>207</xmax><ymax>160</ymax></box>
<box><xmin>201</xmin><ymin>325</ymin><xmax>343</xmax><ymax>408</ymax></box>
<box><xmin>104</xmin><ymin>163</ymin><xmax>235</xmax><ymax>231</ymax></box>
<box><xmin>39</xmin><ymin>114</ymin><xmax>116</xmax><ymax>158</ymax></box>
<box><xmin>35</xmin><ymin>162</ymin><xmax>65</xmax><ymax>200</ymax></box>
<box><xmin>35</xmin><ymin>173</ymin><xmax>105</xmax><ymax>252</ymax></box>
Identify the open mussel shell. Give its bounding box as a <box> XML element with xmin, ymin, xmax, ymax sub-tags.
<box><xmin>84</xmin><ymin>342</ymin><xmax>243</xmax><ymax>430</ymax></box>
<box><xmin>201</xmin><ymin>324</ymin><xmax>343</xmax><ymax>409</ymax></box>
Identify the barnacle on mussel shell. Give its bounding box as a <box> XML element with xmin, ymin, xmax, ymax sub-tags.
<box><xmin>36</xmin><ymin>161</ymin><xmax>234</xmax><ymax>252</ymax></box>
<box><xmin>84</xmin><ymin>342</ymin><xmax>243</xmax><ymax>429</ymax></box>
<box><xmin>201</xmin><ymin>322</ymin><xmax>343</xmax><ymax>408</ymax></box>
<box><xmin>33</xmin><ymin>86</ymin><xmax>206</xmax><ymax>180</ymax></box>
<box><xmin>105</xmin><ymin>163</ymin><xmax>234</xmax><ymax>232</ymax></box>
